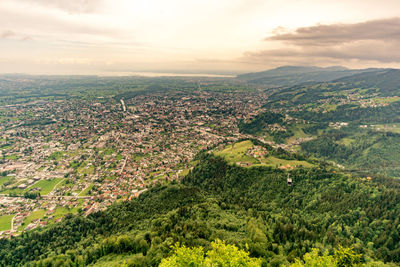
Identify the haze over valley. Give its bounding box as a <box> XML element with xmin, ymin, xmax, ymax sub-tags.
<box><xmin>1</xmin><ymin>1</ymin><xmax>400</xmax><ymax>266</ymax></box>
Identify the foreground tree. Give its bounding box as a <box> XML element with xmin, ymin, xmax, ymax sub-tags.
<box><xmin>289</xmin><ymin>246</ymin><xmax>394</xmax><ymax>267</ymax></box>
<box><xmin>159</xmin><ymin>240</ymin><xmax>262</xmax><ymax>267</ymax></box>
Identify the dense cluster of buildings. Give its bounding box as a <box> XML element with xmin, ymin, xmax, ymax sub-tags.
<box><xmin>0</xmin><ymin>88</ymin><xmax>268</xmax><ymax>238</ymax></box>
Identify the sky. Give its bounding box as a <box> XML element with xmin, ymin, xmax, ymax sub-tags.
<box><xmin>1</xmin><ymin>0</ymin><xmax>400</xmax><ymax>75</ymax></box>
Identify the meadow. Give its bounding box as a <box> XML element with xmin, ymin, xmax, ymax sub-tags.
<box><xmin>215</xmin><ymin>140</ymin><xmax>313</xmax><ymax>168</ymax></box>
<box><xmin>0</xmin><ymin>214</ymin><xmax>14</xmax><ymax>231</ymax></box>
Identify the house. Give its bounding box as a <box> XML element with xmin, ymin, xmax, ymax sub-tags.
<box><xmin>18</xmin><ymin>184</ymin><xmax>27</xmax><ymax>189</ymax></box>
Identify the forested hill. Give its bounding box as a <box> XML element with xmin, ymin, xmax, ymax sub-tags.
<box><xmin>1</xmin><ymin>151</ymin><xmax>400</xmax><ymax>266</ymax></box>
<box><xmin>247</xmin><ymin>68</ymin><xmax>400</xmax><ymax>177</ymax></box>
<box><xmin>333</xmin><ymin>69</ymin><xmax>400</xmax><ymax>96</ymax></box>
<box><xmin>236</xmin><ymin>65</ymin><xmax>377</xmax><ymax>87</ymax></box>
<box><xmin>264</xmin><ymin>68</ymin><xmax>400</xmax><ymax>110</ymax></box>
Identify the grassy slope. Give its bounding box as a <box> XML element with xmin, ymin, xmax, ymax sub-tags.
<box><xmin>30</xmin><ymin>178</ymin><xmax>63</xmax><ymax>195</ymax></box>
<box><xmin>215</xmin><ymin>140</ymin><xmax>259</xmax><ymax>164</ymax></box>
<box><xmin>78</xmin><ymin>183</ymin><xmax>94</xmax><ymax>196</ymax></box>
<box><xmin>255</xmin><ymin>156</ymin><xmax>314</xmax><ymax>168</ymax></box>
<box><xmin>1</xmin><ymin>178</ymin><xmax>62</xmax><ymax>196</ymax></box>
<box><xmin>0</xmin><ymin>176</ymin><xmax>12</xmax><ymax>187</ymax></box>
<box><xmin>0</xmin><ymin>214</ymin><xmax>14</xmax><ymax>231</ymax></box>
<box><xmin>17</xmin><ymin>210</ymin><xmax>47</xmax><ymax>231</ymax></box>
<box><xmin>215</xmin><ymin>140</ymin><xmax>313</xmax><ymax>168</ymax></box>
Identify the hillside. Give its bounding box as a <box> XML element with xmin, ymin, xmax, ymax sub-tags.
<box><xmin>264</xmin><ymin>69</ymin><xmax>400</xmax><ymax>109</ymax></box>
<box><xmin>234</xmin><ymin>69</ymin><xmax>400</xmax><ymax>177</ymax></box>
<box><xmin>0</xmin><ymin>148</ymin><xmax>399</xmax><ymax>266</ymax></box>
<box><xmin>333</xmin><ymin>69</ymin><xmax>400</xmax><ymax>96</ymax></box>
<box><xmin>236</xmin><ymin>66</ymin><xmax>377</xmax><ymax>87</ymax></box>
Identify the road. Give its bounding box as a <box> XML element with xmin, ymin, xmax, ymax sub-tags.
<box><xmin>119</xmin><ymin>157</ymin><xmax>127</xmax><ymax>175</ymax></box>
<box><xmin>47</xmin><ymin>178</ymin><xmax>66</xmax><ymax>196</ymax></box>
<box><xmin>11</xmin><ymin>214</ymin><xmax>16</xmax><ymax>231</ymax></box>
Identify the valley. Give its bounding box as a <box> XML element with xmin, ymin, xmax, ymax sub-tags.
<box><xmin>1</xmin><ymin>67</ymin><xmax>400</xmax><ymax>266</ymax></box>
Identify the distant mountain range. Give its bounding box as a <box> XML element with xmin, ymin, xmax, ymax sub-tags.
<box><xmin>237</xmin><ymin>65</ymin><xmax>390</xmax><ymax>87</ymax></box>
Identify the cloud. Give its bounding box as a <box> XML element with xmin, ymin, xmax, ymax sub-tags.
<box><xmin>0</xmin><ymin>30</ymin><xmax>35</xmax><ymax>41</ymax></box>
<box><xmin>242</xmin><ymin>18</ymin><xmax>400</xmax><ymax>67</ymax></box>
<box><xmin>15</xmin><ymin>0</ymin><xmax>103</xmax><ymax>14</ymax></box>
<box><xmin>20</xmin><ymin>36</ymin><xmax>34</xmax><ymax>41</ymax></box>
<box><xmin>0</xmin><ymin>0</ymin><xmax>122</xmax><ymax>45</ymax></box>
<box><xmin>266</xmin><ymin>17</ymin><xmax>400</xmax><ymax>46</ymax></box>
<box><xmin>1</xmin><ymin>30</ymin><xmax>15</xmax><ymax>39</ymax></box>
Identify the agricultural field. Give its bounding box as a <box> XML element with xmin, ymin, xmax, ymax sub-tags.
<box><xmin>0</xmin><ymin>184</ymin><xmax>26</xmax><ymax>195</ymax></box>
<box><xmin>78</xmin><ymin>183</ymin><xmax>94</xmax><ymax>196</ymax></box>
<box><xmin>215</xmin><ymin>140</ymin><xmax>259</xmax><ymax>165</ymax></box>
<box><xmin>55</xmin><ymin>179</ymin><xmax>69</xmax><ymax>189</ymax></box>
<box><xmin>370</xmin><ymin>123</ymin><xmax>400</xmax><ymax>133</ymax></box>
<box><xmin>0</xmin><ymin>176</ymin><xmax>13</xmax><ymax>187</ymax></box>
<box><xmin>373</xmin><ymin>96</ymin><xmax>400</xmax><ymax>104</ymax></box>
<box><xmin>17</xmin><ymin>210</ymin><xmax>46</xmax><ymax>231</ymax></box>
<box><xmin>0</xmin><ymin>178</ymin><xmax>63</xmax><ymax>196</ymax></box>
<box><xmin>215</xmin><ymin>140</ymin><xmax>313</xmax><ymax>168</ymax></box>
<box><xmin>0</xmin><ymin>214</ymin><xmax>14</xmax><ymax>231</ymax></box>
<box><xmin>30</xmin><ymin>178</ymin><xmax>63</xmax><ymax>195</ymax></box>
<box><xmin>48</xmin><ymin>206</ymin><xmax>81</xmax><ymax>223</ymax></box>
<box><xmin>254</xmin><ymin>156</ymin><xmax>314</xmax><ymax>168</ymax></box>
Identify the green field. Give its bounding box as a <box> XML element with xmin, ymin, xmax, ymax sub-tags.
<box><xmin>48</xmin><ymin>151</ymin><xmax>64</xmax><ymax>161</ymax></box>
<box><xmin>0</xmin><ymin>184</ymin><xmax>26</xmax><ymax>195</ymax></box>
<box><xmin>371</xmin><ymin>123</ymin><xmax>400</xmax><ymax>133</ymax></box>
<box><xmin>77</xmin><ymin>163</ymin><xmax>95</xmax><ymax>175</ymax></box>
<box><xmin>115</xmin><ymin>153</ymin><xmax>123</xmax><ymax>161</ymax></box>
<box><xmin>79</xmin><ymin>183</ymin><xmax>94</xmax><ymax>196</ymax></box>
<box><xmin>101</xmin><ymin>148</ymin><xmax>115</xmax><ymax>156</ymax></box>
<box><xmin>5</xmin><ymin>154</ymin><xmax>20</xmax><ymax>160</ymax></box>
<box><xmin>215</xmin><ymin>140</ymin><xmax>313</xmax><ymax>168</ymax></box>
<box><xmin>373</xmin><ymin>96</ymin><xmax>400</xmax><ymax>104</ymax></box>
<box><xmin>285</xmin><ymin>124</ymin><xmax>311</xmax><ymax>143</ymax></box>
<box><xmin>0</xmin><ymin>176</ymin><xmax>13</xmax><ymax>187</ymax></box>
<box><xmin>255</xmin><ymin>156</ymin><xmax>314</xmax><ymax>168</ymax></box>
<box><xmin>28</xmin><ymin>178</ymin><xmax>63</xmax><ymax>195</ymax></box>
<box><xmin>321</xmin><ymin>103</ymin><xmax>338</xmax><ymax>111</ymax></box>
<box><xmin>178</xmin><ymin>169</ymin><xmax>190</xmax><ymax>178</ymax></box>
<box><xmin>338</xmin><ymin>137</ymin><xmax>356</xmax><ymax>146</ymax></box>
<box><xmin>1</xmin><ymin>178</ymin><xmax>63</xmax><ymax>196</ymax></box>
<box><xmin>48</xmin><ymin>206</ymin><xmax>80</xmax><ymax>223</ymax></box>
<box><xmin>17</xmin><ymin>210</ymin><xmax>46</xmax><ymax>231</ymax></box>
<box><xmin>0</xmin><ymin>214</ymin><xmax>14</xmax><ymax>231</ymax></box>
<box><xmin>215</xmin><ymin>140</ymin><xmax>259</xmax><ymax>165</ymax></box>
<box><xmin>55</xmin><ymin>179</ymin><xmax>68</xmax><ymax>189</ymax></box>
<box><xmin>131</xmin><ymin>152</ymin><xmax>146</xmax><ymax>161</ymax></box>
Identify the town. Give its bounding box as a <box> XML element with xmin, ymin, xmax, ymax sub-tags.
<box><xmin>0</xmin><ymin>83</ymin><xmax>269</xmax><ymax>238</ymax></box>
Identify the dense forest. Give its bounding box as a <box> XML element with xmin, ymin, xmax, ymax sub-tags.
<box><xmin>290</xmin><ymin>102</ymin><xmax>400</xmax><ymax>124</ymax></box>
<box><xmin>238</xmin><ymin>111</ymin><xmax>284</xmax><ymax>135</ymax></box>
<box><xmin>300</xmin><ymin>128</ymin><xmax>400</xmax><ymax>177</ymax></box>
<box><xmin>238</xmin><ymin>112</ymin><xmax>294</xmax><ymax>143</ymax></box>
<box><xmin>0</xmin><ymin>151</ymin><xmax>399</xmax><ymax>266</ymax></box>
